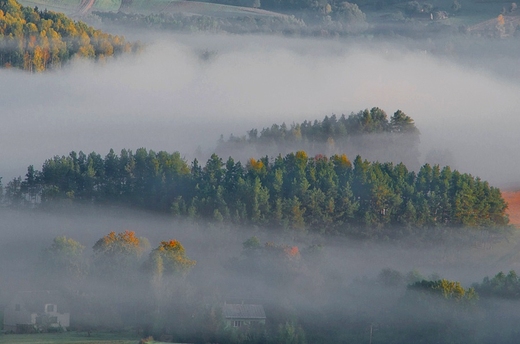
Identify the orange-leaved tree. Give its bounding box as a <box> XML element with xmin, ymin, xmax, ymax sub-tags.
<box><xmin>145</xmin><ymin>240</ymin><xmax>196</xmax><ymax>313</ymax></box>
<box><xmin>92</xmin><ymin>230</ymin><xmax>149</xmax><ymax>281</ymax></box>
<box><xmin>147</xmin><ymin>240</ymin><xmax>196</xmax><ymax>279</ymax></box>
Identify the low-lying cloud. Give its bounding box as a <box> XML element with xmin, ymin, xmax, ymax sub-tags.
<box><xmin>1</xmin><ymin>33</ymin><xmax>519</xmax><ymax>188</ymax></box>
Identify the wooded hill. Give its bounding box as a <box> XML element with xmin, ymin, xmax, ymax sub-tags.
<box><xmin>0</xmin><ymin>0</ymin><xmax>137</xmax><ymax>71</ymax></box>
<box><xmin>4</xmin><ymin>147</ymin><xmax>508</xmax><ymax>237</ymax></box>
<box><xmin>215</xmin><ymin>108</ymin><xmax>421</xmax><ymax>169</ymax></box>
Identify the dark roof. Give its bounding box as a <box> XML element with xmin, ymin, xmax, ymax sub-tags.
<box><xmin>222</xmin><ymin>304</ymin><xmax>266</xmax><ymax>320</ymax></box>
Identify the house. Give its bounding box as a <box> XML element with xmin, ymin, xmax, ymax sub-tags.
<box><xmin>3</xmin><ymin>290</ymin><xmax>70</xmax><ymax>333</ymax></box>
<box><xmin>222</xmin><ymin>303</ymin><xmax>266</xmax><ymax>329</ymax></box>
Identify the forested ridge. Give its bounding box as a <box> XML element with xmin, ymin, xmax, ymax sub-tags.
<box><xmin>0</xmin><ymin>0</ymin><xmax>137</xmax><ymax>71</ymax></box>
<box><xmin>4</xmin><ymin>147</ymin><xmax>508</xmax><ymax>237</ymax></box>
<box><xmin>215</xmin><ymin>108</ymin><xmax>421</xmax><ymax>168</ymax></box>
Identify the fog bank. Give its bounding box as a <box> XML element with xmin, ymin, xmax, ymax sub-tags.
<box><xmin>1</xmin><ymin>33</ymin><xmax>519</xmax><ymax>187</ymax></box>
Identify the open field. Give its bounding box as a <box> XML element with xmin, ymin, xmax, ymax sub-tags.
<box><xmin>0</xmin><ymin>332</ymin><xmax>140</xmax><ymax>344</ymax></box>
<box><xmin>18</xmin><ymin>0</ymin><xmax>287</xmax><ymax>18</ymax></box>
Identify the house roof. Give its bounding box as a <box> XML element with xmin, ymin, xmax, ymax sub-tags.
<box><xmin>222</xmin><ymin>304</ymin><xmax>266</xmax><ymax>320</ymax></box>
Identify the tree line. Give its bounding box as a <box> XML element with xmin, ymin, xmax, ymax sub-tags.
<box><xmin>3</xmin><ymin>147</ymin><xmax>508</xmax><ymax>237</ymax></box>
<box><xmin>215</xmin><ymin>108</ymin><xmax>421</xmax><ymax>169</ymax></box>
<box><xmin>42</xmin><ymin>231</ymin><xmax>195</xmax><ymax>284</ymax></box>
<box><xmin>0</xmin><ymin>0</ymin><xmax>138</xmax><ymax>71</ymax></box>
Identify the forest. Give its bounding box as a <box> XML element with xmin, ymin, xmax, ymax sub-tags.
<box><xmin>1</xmin><ymin>109</ymin><xmax>509</xmax><ymax>239</ymax></box>
<box><xmin>2</xmin><ymin>147</ymin><xmax>508</xmax><ymax>238</ymax></box>
<box><xmin>0</xmin><ymin>0</ymin><xmax>138</xmax><ymax>71</ymax></box>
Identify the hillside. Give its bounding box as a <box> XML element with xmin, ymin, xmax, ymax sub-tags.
<box><xmin>502</xmin><ymin>190</ymin><xmax>520</xmax><ymax>227</ymax></box>
<box><xmin>469</xmin><ymin>13</ymin><xmax>520</xmax><ymax>37</ymax></box>
<box><xmin>17</xmin><ymin>0</ymin><xmax>289</xmax><ymax>19</ymax></box>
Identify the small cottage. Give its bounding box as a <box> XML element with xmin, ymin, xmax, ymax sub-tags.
<box><xmin>3</xmin><ymin>290</ymin><xmax>70</xmax><ymax>333</ymax></box>
<box><xmin>222</xmin><ymin>303</ymin><xmax>266</xmax><ymax>328</ymax></box>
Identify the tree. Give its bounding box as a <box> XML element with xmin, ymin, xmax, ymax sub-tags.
<box><xmin>145</xmin><ymin>239</ymin><xmax>196</xmax><ymax>321</ymax></box>
<box><xmin>41</xmin><ymin>236</ymin><xmax>86</xmax><ymax>282</ymax></box>
<box><xmin>390</xmin><ymin>110</ymin><xmax>418</xmax><ymax>134</ymax></box>
<box><xmin>147</xmin><ymin>240</ymin><xmax>196</xmax><ymax>278</ymax></box>
<box><xmin>277</xmin><ymin>321</ymin><xmax>307</xmax><ymax>344</ymax></box>
<box><xmin>451</xmin><ymin>0</ymin><xmax>461</xmax><ymax>13</ymax></box>
<box><xmin>92</xmin><ymin>230</ymin><xmax>148</xmax><ymax>281</ymax></box>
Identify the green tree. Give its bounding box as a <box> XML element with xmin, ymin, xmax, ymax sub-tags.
<box><xmin>41</xmin><ymin>236</ymin><xmax>86</xmax><ymax>279</ymax></box>
<box><xmin>277</xmin><ymin>321</ymin><xmax>307</xmax><ymax>344</ymax></box>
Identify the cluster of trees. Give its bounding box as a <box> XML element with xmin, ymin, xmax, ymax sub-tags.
<box><xmin>0</xmin><ymin>0</ymin><xmax>138</xmax><ymax>71</ymax></box>
<box><xmin>473</xmin><ymin>270</ymin><xmax>520</xmax><ymax>299</ymax></box>
<box><xmin>216</xmin><ymin>108</ymin><xmax>421</xmax><ymax>168</ymax></box>
<box><xmin>38</xmin><ymin>232</ymin><xmax>207</xmax><ymax>339</ymax></box>
<box><xmin>3</xmin><ymin>147</ymin><xmax>508</xmax><ymax>237</ymax></box>
<box><xmin>409</xmin><ymin>278</ymin><xmax>478</xmax><ymax>304</ymax></box>
<box><xmin>42</xmin><ymin>231</ymin><xmax>195</xmax><ymax>285</ymax></box>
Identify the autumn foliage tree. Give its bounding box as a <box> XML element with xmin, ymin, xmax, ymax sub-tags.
<box><xmin>147</xmin><ymin>240</ymin><xmax>196</xmax><ymax>279</ymax></box>
<box><xmin>145</xmin><ymin>239</ymin><xmax>196</xmax><ymax>329</ymax></box>
<box><xmin>0</xmin><ymin>0</ymin><xmax>138</xmax><ymax>72</ymax></box>
<box><xmin>92</xmin><ymin>230</ymin><xmax>149</xmax><ymax>281</ymax></box>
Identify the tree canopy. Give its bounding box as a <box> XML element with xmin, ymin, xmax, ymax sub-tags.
<box><xmin>0</xmin><ymin>0</ymin><xmax>138</xmax><ymax>71</ymax></box>
<box><xmin>215</xmin><ymin>108</ymin><xmax>421</xmax><ymax>169</ymax></box>
<box><xmin>3</xmin><ymin>147</ymin><xmax>508</xmax><ymax>238</ymax></box>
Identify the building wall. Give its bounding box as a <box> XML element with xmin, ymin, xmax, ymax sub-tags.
<box><xmin>226</xmin><ymin>318</ymin><xmax>266</xmax><ymax>328</ymax></box>
<box><xmin>3</xmin><ymin>303</ymin><xmax>70</xmax><ymax>332</ymax></box>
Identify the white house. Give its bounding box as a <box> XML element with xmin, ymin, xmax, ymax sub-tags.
<box><xmin>3</xmin><ymin>290</ymin><xmax>70</xmax><ymax>333</ymax></box>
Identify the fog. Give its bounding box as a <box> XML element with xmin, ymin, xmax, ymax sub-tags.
<box><xmin>0</xmin><ymin>203</ymin><xmax>519</xmax><ymax>342</ymax></box>
<box><xmin>1</xmin><ymin>33</ymin><xmax>520</xmax><ymax>188</ymax></box>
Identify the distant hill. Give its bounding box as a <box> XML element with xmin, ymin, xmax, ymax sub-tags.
<box><xmin>18</xmin><ymin>0</ymin><xmax>290</xmax><ymax>19</ymax></box>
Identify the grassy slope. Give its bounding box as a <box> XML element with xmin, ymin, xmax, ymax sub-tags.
<box><xmin>121</xmin><ymin>0</ymin><xmax>287</xmax><ymax>18</ymax></box>
<box><xmin>18</xmin><ymin>0</ymin><xmax>287</xmax><ymax>18</ymax></box>
<box><xmin>17</xmin><ymin>0</ymin><xmax>82</xmax><ymax>14</ymax></box>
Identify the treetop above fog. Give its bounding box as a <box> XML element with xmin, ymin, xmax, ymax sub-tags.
<box><xmin>215</xmin><ymin>108</ymin><xmax>421</xmax><ymax>169</ymax></box>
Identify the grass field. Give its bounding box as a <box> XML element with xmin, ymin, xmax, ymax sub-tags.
<box><xmin>120</xmin><ymin>0</ymin><xmax>287</xmax><ymax>18</ymax></box>
<box><xmin>0</xmin><ymin>332</ymin><xmax>140</xmax><ymax>344</ymax></box>
<box><xmin>91</xmin><ymin>0</ymin><xmax>123</xmax><ymax>12</ymax></box>
<box><xmin>18</xmin><ymin>0</ymin><xmax>82</xmax><ymax>14</ymax></box>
